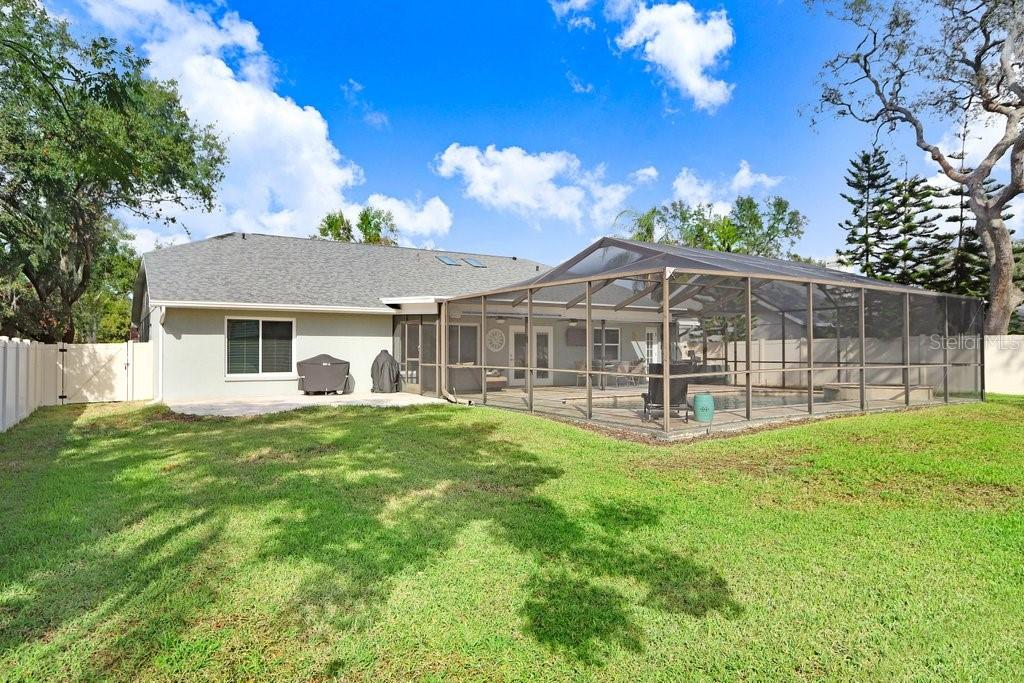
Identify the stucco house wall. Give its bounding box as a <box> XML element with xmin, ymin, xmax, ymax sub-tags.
<box><xmin>475</xmin><ymin>317</ymin><xmax>656</xmax><ymax>385</ymax></box>
<box><xmin>157</xmin><ymin>307</ymin><xmax>392</xmax><ymax>401</ymax></box>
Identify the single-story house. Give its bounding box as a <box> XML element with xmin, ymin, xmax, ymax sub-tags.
<box><xmin>131</xmin><ymin>232</ymin><xmax>546</xmax><ymax>401</ymax></box>
<box><xmin>133</xmin><ymin>231</ymin><xmax>983</xmax><ymax>438</ymax></box>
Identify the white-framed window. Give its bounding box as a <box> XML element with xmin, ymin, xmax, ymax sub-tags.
<box><xmin>447</xmin><ymin>323</ymin><xmax>479</xmax><ymax>365</ymax></box>
<box><xmin>645</xmin><ymin>326</ymin><xmax>660</xmax><ymax>364</ymax></box>
<box><xmin>225</xmin><ymin>317</ymin><xmax>295</xmax><ymax>376</ymax></box>
<box><xmin>593</xmin><ymin>327</ymin><xmax>620</xmax><ymax>361</ymax></box>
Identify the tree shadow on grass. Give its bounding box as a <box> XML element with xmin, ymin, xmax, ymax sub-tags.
<box><xmin>524</xmin><ymin>569</ymin><xmax>644</xmax><ymax>663</ymax></box>
<box><xmin>497</xmin><ymin>497</ymin><xmax>742</xmax><ymax>663</ymax></box>
<box><xmin>0</xmin><ymin>406</ymin><xmax>234</xmax><ymax>679</ymax></box>
<box><xmin>0</xmin><ymin>403</ymin><xmax>741</xmax><ymax>677</ymax></box>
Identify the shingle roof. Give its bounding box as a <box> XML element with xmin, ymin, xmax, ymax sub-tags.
<box><xmin>140</xmin><ymin>232</ymin><xmax>548</xmax><ymax>312</ymax></box>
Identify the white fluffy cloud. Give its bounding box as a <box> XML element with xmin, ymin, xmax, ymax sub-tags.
<box><xmin>580</xmin><ymin>166</ymin><xmax>633</xmax><ymax>227</ymax></box>
<box><xmin>81</xmin><ymin>0</ymin><xmax>446</xmax><ymax>251</ymax></box>
<box><xmin>729</xmin><ymin>160</ymin><xmax>781</xmax><ymax>194</ymax></box>
<box><xmin>550</xmin><ymin>2</ymin><xmax>736</xmax><ymax>112</ymax></box>
<box><xmin>367</xmin><ymin>194</ymin><xmax>453</xmax><ymax>237</ymax></box>
<box><xmin>616</xmin><ymin>2</ymin><xmax>735</xmax><ymax>111</ymax></box>
<box><xmin>630</xmin><ymin>165</ymin><xmax>659</xmax><ymax>184</ymax></box>
<box><xmin>436</xmin><ymin>144</ymin><xmax>587</xmax><ymax>224</ymax></box>
<box><xmin>672</xmin><ymin>161</ymin><xmax>782</xmax><ymax>214</ymax></box>
<box><xmin>671</xmin><ymin>168</ymin><xmax>717</xmax><ymax>205</ymax></box>
<box><xmin>604</xmin><ymin>0</ymin><xmax>643</xmax><ymax>21</ymax></box>
<box><xmin>436</xmin><ymin>143</ymin><xmax>656</xmax><ymax>230</ymax></box>
<box><xmin>579</xmin><ymin>164</ymin><xmax>660</xmax><ymax>226</ymax></box>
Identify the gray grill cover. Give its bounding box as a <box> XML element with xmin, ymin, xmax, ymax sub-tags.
<box><xmin>297</xmin><ymin>354</ymin><xmax>349</xmax><ymax>394</ymax></box>
<box><xmin>371</xmin><ymin>350</ymin><xmax>400</xmax><ymax>393</ymax></box>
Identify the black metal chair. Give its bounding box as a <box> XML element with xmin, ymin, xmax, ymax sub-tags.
<box><xmin>642</xmin><ymin>363</ymin><xmax>689</xmax><ymax>422</ymax></box>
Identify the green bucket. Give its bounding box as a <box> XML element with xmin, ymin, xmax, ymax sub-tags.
<box><xmin>692</xmin><ymin>392</ymin><xmax>715</xmax><ymax>423</ymax></box>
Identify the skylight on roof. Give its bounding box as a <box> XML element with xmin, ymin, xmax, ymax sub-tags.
<box><xmin>436</xmin><ymin>255</ymin><xmax>461</xmax><ymax>266</ymax></box>
<box><xmin>462</xmin><ymin>257</ymin><xmax>485</xmax><ymax>268</ymax></box>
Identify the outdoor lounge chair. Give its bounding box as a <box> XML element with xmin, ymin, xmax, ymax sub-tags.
<box><xmin>642</xmin><ymin>363</ymin><xmax>689</xmax><ymax>422</ymax></box>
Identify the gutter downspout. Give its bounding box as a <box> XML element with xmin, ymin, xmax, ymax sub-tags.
<box><xmin>156</xmin><ymin>305</ymin><xmax>165</xmax><ymax>403</ymax></box>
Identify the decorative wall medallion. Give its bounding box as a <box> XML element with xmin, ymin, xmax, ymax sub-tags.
<box><xmin>486</xmin><ymin>328</ymin><xmax>506</xmax><ymax>352</ymax></box>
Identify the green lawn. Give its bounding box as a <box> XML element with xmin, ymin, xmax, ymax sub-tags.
<box><xmin>1</xmin><ymin>398</ymin><xmax>1022</xmax><ymax>682</ymax></box>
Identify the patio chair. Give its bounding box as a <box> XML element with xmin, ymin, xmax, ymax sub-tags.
<box><xmin>614</xmin><ymin>361</ymin><xmax>631</xmax><ymax>387</ymax></box>
<box><xmin>642</xmin><ymin>363</ymin><xmax>689</xmax><ymax>422</ymax></box>
<box><xmin>628</xmin><ymin>359</ymin><xmax>646</xmax><ymax>386</ymax></box>
<box><xmin>575</xmin><ymin>360</ymin><xmax>587</xmax><ymax>387</ymax></box>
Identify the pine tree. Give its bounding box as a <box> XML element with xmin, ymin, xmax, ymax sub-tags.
<box><xmin>837</xmin><ymin>146</ymin><xmax>897</xmax><ymax>279</ymax></box>
<box><xmin>879</xmin><ymin>175</ymin><xmax>943</xmax><ymax>286</ymax></box>
<box><xmin>932</xmin><ymin>177</ymin><xmax>1012</xmax><ymax>298</ymax></box>
<box><xmin>1010</xmin><ymin>240</ymin><xmax>1024</xmax><ymax>334</ymax></box>
<box><xmin>911</xmin><ymin>183</ymin><xmax>953</xmax><ymax>289</ymax></box>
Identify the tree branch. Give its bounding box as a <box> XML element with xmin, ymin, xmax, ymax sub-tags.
<box><xmin>0</xmin><ymin>37</ymin><xmax>77</xmax><ymax>131</ymax></box>
<box><xmin>1000</xmin><ymin>15</ymin><xmax>1024</xmax><ymax>102</ymax></box>
<box><xmin>853</xmin><ymin>47</ymin><xmax>971</xmax><ymax>183</ymax></box>
<box><xmin>996</xmin><ymin>134</ymin><xmax>1024</xmax><ymax>207</ymax></box>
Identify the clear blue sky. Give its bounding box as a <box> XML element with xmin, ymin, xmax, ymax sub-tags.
<box><xmin>58</xmin><ymin>0</ymin><xmax>951</xmax><ymax>264</ymax></box>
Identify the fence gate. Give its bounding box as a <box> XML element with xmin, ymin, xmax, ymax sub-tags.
<box><xmin>57</xmin><ymin>342</ymin><xmax>154</xmax><ymax>404</ymax></box>
<box><xmin>0</xmin><ymin>339</ymin><xmax>154</xmax><ymax>432</ymax></box>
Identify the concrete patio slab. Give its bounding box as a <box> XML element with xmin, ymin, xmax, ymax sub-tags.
<box><xmin>167</xmin><ymin>391</ymin><xmax>445</xmax><ymax>417</ymax></box>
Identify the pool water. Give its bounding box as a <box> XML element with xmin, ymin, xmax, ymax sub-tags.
<box><xmin>581</xmin><ymin>390</ymin><xmax>812</xmax><ymax>412</ymax></box>
<box><xmin>705</xmin><ymin>392</ymin><xmax>809</xmax><ymax>411</ymax></box>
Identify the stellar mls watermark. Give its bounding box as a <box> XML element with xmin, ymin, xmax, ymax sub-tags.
<box><xmin>929</xmin><ymin>335</ymin><xmax>1021</xmax><ymax>351</ymax></box>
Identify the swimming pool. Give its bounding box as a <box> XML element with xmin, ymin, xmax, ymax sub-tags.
<box><xmin>701</xmin><ymin>391</ymin><xmax>809</xmax><ymax>411</ymax></box>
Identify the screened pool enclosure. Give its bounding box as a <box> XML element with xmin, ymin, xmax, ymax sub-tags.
<box><xmin>397</xmin><ymin>238</ymin><xmax>985</xmax><ymax>438</ymax></box>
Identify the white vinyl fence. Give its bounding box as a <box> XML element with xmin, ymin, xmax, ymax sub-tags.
<box><xmin>0</xmin><ymin>338</ymin><xmax>153</xmax><ymax>432</ymax></box>
<box><xmin>984</xmin><ymin>335</ymin><xmax>1024</xmax><ymax>395</ymax></box>
<box><xmin>709</xmin><ymin>337</ymin><xmax>954</xmax><ymax>388</ymax></box>
<box><xmin>709</xmin><ymin>335</ymin><xmax>1023</xmax><ymax>395</ymax></box>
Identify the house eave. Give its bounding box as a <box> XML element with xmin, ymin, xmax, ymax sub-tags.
<box><xmin>379</xmin><ymin>296</ymin><xmax>446</xmax><ymax>315</ymax></box>
<box><xmin>150</xmin><ymin>300</ymin><xmax>396</xmax><ymax>315</ymax></box>
<box><xmin>379</xmin><ymin>296</ymin><xmax>448</xmax><ymax>305</ymax></box>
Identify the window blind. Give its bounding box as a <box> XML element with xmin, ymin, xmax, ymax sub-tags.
<box><xmin>261</xmin><ymin>321</ymin><xmax>293</xmax><ymax>373</ymax></box>
<box><xmin>227</xmin><ymin>320</ymin><xmax>259</xmax><ymax>374</ymax></box>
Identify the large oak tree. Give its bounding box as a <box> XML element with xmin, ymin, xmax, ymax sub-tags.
<box><xmin>815</xmin><ymin>0</ymin><xmax>1023</xmax><ymax>333</ymax></box>
<box><xmin>0</xmin><ymin>1</ymin><xmax>224</xmax><ymax>342</ymax></box>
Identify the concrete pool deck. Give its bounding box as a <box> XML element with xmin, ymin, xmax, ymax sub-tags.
<box><xmin>168</xmin><ymin>391</ymin><xmax>445</xmax><ymax>417</ymax></box>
